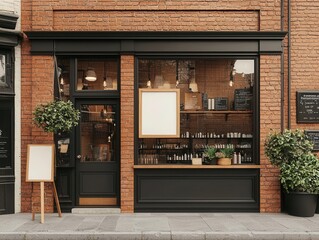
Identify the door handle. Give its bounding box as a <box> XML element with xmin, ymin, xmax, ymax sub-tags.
<box><xmin>77</xmin><ymin>155</ymin><xmax>82</xmax><ymax>159</ymax></box>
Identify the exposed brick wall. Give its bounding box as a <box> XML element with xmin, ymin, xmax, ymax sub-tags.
<box><xmin>289</xmin><ymin>1</ymin><xmax>319</xmax><ymax>130</ymax></box>
<box><xmin>52</xmin><ymin>10</ymin><xmax>259</xmax><ymax>31</ymax></box>
<box><xmin>25</xmin><ymin>0</ymin><xmax>282</xmax><ymax>31</ymax></box>
<box><xmin>259</xmin><ymin>55</ymin><xmax>281</xmax><ymax>213</ymax></box>
<box><xmin>120</xmin><ymin>55</ymin><xmax>135</xmax><ymax>213</ymax></box>
<box><xmin>20</xmin><ymin>42</ymin><xmax>55</xmax><ymax>212</ymax></box>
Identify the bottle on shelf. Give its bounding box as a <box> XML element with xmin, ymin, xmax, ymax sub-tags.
<box><xmin>232</xmin><ymin>152</ymin><xmax>237</xmax><ymax>164</ymax></box>
<box><xmin>238</xmin><ymin>152</ymin><xmax>241</xmax><ymax>164</ymax></box>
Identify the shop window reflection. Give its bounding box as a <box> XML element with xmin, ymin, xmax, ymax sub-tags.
<box><xmin>80</xmin><ymin>104</ymin><xmax>116</xmax><ymax>162</ymax></box>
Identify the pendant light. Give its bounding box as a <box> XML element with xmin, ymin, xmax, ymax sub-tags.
<box><xmin>85</xmin><ymin>68</ymin><xmax>97</xmax><ymax>81</ymax></box>
<box><xmin>146</xmin><ymin>60</ymin><xmax>152</xmax><ymax>88</ymax></box>
<box><xmin>176</xmin><ymin>60</ymin><xmax>179</xmax><ymax>87</ymax></box>
<box><xmin>85</xmin><ymin>61</ymin><xmax>97</xmax><ymax>81</ymax></box>
<box><xmin>229</xmin><ymin>62</ymin><xmax>235</xmax><ymax>87</ymax></box>
<box><xmin>103</xmin><ymin>61</ymin><xmax>113</xmax><ymax>89</ymax></box>
<box><xmin>188</xmin><ymin>64</ymin><xmax>198</xmax><ymax>92</ymax></box>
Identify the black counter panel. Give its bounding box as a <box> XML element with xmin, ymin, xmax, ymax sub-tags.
<box><xmin>135</xmin><ymin>169</ymin><xmax>259</xmax><ymax>212</ymax></box>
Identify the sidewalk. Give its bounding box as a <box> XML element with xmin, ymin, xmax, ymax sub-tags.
<box><xmin>1</xmin><ymin>212</ymin><xmax>319</xmax><ymax>240</ymax></box>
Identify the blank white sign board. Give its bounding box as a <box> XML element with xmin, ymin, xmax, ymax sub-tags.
<box><xmin>26</xmin><ymin>144</ymin><xmax>55</xmax><ymax>182</ymax></box>
<box><xmin>139</xmin><ymin>89</ymin><xmax>180</xmax><ymax>138</ymax></box>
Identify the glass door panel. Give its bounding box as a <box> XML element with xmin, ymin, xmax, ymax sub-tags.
<box><xmin>79</xmin><ymin>104</ymin><xmax>116</xmax><ymax>162</ymax></box>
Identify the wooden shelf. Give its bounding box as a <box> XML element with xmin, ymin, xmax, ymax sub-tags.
<box><xmin>134</xmin><ymin>164</ymin><xmax>260</xmax><ymax>169</ymax></box>
<box><xmin>180</xmin><ymin>110</ymin><xmax>252</xmax><ymax>114</ymax></box>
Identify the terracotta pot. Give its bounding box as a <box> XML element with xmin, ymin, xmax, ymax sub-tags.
<box><xmin>217</xmin><ymin>157</ymin><xmax>231</xmax><ymax>165</ymax></box>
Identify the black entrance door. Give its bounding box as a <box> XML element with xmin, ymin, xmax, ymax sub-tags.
<box><xmin>75</xmin><ymin>100</ymin><xmax>119</xmax><ymax>206</ymax></box>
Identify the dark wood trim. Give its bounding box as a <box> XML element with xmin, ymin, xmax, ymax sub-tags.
<box><xmin>25</xmin><ymin>31</ymin><xmax>286</xmax><ymax>55</ymax></box>
<box><xmin>25</xmin><ymin>31</ymin><xmax>287</xmax><ymax>40</ymax></box>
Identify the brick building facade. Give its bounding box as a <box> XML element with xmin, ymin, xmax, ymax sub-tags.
<box><xmin>12</xmin><ymin>0</ymin><xmax>318</xmax><ymax>213</ymax></box>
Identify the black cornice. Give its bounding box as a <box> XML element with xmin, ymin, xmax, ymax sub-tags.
<box><xmin>25</xmin><ymin>31</ymin><xmax>287</xmax><ymax>41</ymax></box>
<box><xmin>0</xmin><ymin>12</ymin><xmax>19</xmax><ymax>30</ymax></box>
<box><xmin>25</xmin><ymin>31</ymin><xmax>287</xmax><ymax>55</ymax></box>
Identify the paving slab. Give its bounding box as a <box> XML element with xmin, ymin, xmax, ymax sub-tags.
<box><xmin>0</xmin><ymin>213</ymin><xmax>319</xmax><ymax>240</ymax></box>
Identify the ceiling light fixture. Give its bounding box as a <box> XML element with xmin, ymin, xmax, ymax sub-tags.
<box><xmin>85</xmin><ymin>67</ymin><xmax>97</xmax><ymax>81</ymax></box>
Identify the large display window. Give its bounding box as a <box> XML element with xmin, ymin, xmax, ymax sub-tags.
<box><xmin>137</xmin><ymin>58</ymin><xmax>257</xmax><ymax>166</ymax></box>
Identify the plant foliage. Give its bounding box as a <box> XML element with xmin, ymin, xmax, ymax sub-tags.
<box><xmin>33</xmin><ymin>100</ymin><xmax>80</xmax><ymax>133</ymax></box>
<box><xmin>264</xmin><ymin>129</ymin><xmax>319</xmax><ymax>194</ymax></box>
<box><xmin>264</xmin><ymin>129</ymin><xmax>313</xmax><ymax>167</ymax></box>
<box><xmin>203</xmin><ymin>146</ymin><xmax>217</xmax><ymax>160</ymax></box>
<box><xmin>280</xmin><ymin>154</ymin><xmax>319</xmax><ymax>194</ymax></box>
<box><xmin>215</xmin><ymin>147</ymin><xmax>234</xmax><ymax>158</ymax></box>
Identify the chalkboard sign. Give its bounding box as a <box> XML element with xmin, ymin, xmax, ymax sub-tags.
<box><xmin>305</xmin><ymin>130</ymin><xmax>319</xmax><ymax>151</ymax></box>
<box><xmin>297</xmin><ymin>91</ymin><xmax>319</xmax><ymax>123</ymax></box>
<box><xmin>234</xmin><ymin>88</ymin><xmax>253</xmax><ymax>110</ymax></box>
<box><xmin>214</xmin><ymin>97</ymin><xmax>228</xmax><ymax>110</ymax></box>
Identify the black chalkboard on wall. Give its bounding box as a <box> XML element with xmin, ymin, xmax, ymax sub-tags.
<box><xmin>296</xmin><ymin>91</ymin><xmax>319</xmax><ymax>123</ymax></box>
<box><xmin>304</xmin><ymin>130</ymin><xmax>319</xmax><ymax>151</ymax></box>
<box><xmin>234</xmin><ymin>88</ymin><xmax>253</xmax><ymax>110</ymax></box>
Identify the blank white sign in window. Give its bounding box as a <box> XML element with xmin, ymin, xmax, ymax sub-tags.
<box><xmin>139</xmin><ymin>89</ymin><xmax>180</xmax><ymax>138</ymax></box>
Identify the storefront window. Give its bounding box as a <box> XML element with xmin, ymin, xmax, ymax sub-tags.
<box><xmin>77</xmin><ymin>59</ymin><xmax>118</xmax><ymax>91</ymax></box>
<box><xmin>0</xmin><ymin>51</ymin><xmax>13</xmax><ymax>93</ymax></box>
<box><xmin>0</xmin><ymin>104</ymin><xmax>12</xmax><ymax>168</ymax></box>
<box><xmin>137</xmin><ymin>58</ymin><xmax>256</xmax><ymax>165</ymax></box>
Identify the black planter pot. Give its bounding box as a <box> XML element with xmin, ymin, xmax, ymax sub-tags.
<box><xmin>285</xmin><ymin>192</ymin><xmax>318</xmax><ymax>217</ymax></box>
<box><xmin>316</xmin><ymin>197</ymin><xmax>319</xmax><ymax>214</ymax></box>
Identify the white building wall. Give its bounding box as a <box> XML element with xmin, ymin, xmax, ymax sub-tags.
<box><xmin>0</xmin><ymin>0</ymin><xmax>22</xmax><ymax>213</ymax></box>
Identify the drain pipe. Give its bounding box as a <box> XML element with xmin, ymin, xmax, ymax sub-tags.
<box><xmin>287</xmin><ymin>0</ymin><xmax>291</xmax><ymax>129</ymax></box>
<box><xmin>280</xmin><ymin>0</ymin><xmax>285</xmax><ymax>131</ymax></box>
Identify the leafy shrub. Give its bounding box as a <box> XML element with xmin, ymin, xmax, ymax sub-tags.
<box><xmin>264</xmin><ymin>129</ymin><xmax>313</xmax><ymax>167</ymax></box>
<box><xmin>33</xmin><ymin>100</ymin><xmax>80</xmax><ymax>133</ymax></box>
<box><xmin>280</xmin><ymin>154</ymin><xmax>319</xmax><ymax>194</ymax></box>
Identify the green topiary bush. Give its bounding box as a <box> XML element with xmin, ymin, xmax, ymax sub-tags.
<box><xmin>280</xmin><ymin>153</ymin><xmax>319</xmax><ymax>194</ymax></box>
<box><xmin>264</xmin><ymin>129</ymin><xmax>313</xmax><ymax>167</ymax></box>
<box><xmin>33</xmin><ymin>100</ymin><xmax>80</xmax><ymax>133</ymax></box>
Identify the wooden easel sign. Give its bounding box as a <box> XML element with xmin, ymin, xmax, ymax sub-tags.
<box><xmin>26</xmin><ymin>144</ymin><xmax>61</xmax><ymax>223</ymax></box>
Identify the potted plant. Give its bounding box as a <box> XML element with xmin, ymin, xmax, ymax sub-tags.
<box><xmin>215</xmin><ymin>147</ymin><xmax>234</xmax><ymax>166</ymax></box>
<box><xmin>203</xmin><ymin>146</ymin><xmax>217</xmax><ymax>165</ymax></box>
<box><xmin>33</xmin><ymin>100</ymin><xmax>80</xmax><ymax>134</ymax></box>
<box><xmin>264</xmin><ymin>129</ymin><xmax>319</xmax><ymax>217</ymax></box>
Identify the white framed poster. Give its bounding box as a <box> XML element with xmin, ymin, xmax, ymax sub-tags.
<box><xmin>139</xmin><ymin>89</ymin><xmax>180</xmax><ymax>138</ymax></box>
<box><xmin>26</xmin><ymin>144</ymin><xmax>55</xmax><ymax>182</ymax></box>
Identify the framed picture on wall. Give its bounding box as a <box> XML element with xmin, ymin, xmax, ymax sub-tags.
<box><xmin>139</xmin><ymin>89</ymin><xmax>180</xmax><ymax>138</ymax></box>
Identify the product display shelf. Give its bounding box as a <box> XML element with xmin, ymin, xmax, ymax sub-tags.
<box><xmin>180</xmin><ymin>110</ymin><xmax>252</xmax><ymax>114</ymax></box>
<box><xmin>134</xmin><ymin>164</ymin><xmax>260</xmax><ymax>169</ymax></box>
<box><xmin>181</xmin><ymin>110</ymin><xmax>252</xmax><ymax>120</ymax></box>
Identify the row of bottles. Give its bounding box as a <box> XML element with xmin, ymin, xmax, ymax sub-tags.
<box><xmin>232</xmin><ymin>151</ymin><xmax>253</xmax><ymax>164</ymax></box>
<box><xmin>139</xmin><ymin>142</ymin><xmax>188</xmax><ymax>150</ymax></box>
<box><xmin>138</xmin><ymin>152</ymin><xmax>253</xmax><ymax>165</ymax></box>
<box><xmin>194</xmin><ymin>143</ymin><xmax>252</xmax><ymax>150</ymax></box>
<box><xmin>139</xmin><ymin>142</ymin><xmax>252</xmax><ymax>150</ymax></box>
<box><xmin>181</xmin><ymin>131</ymin><xmax>253</xmax><ymax>139</ymax></box>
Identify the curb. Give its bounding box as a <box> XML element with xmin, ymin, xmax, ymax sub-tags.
<box><xmin>0</xmin><ymin>231</ymin><xmax>316</xmax><ymax>240</ymax></box>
